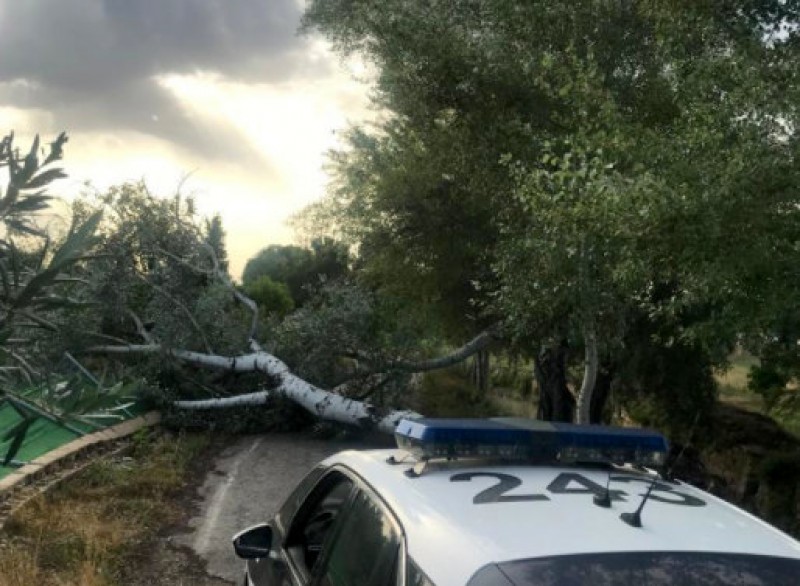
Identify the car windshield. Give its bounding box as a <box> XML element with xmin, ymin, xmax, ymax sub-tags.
<box><xmin>469</xmin><ymin>551</ymin><xmax>800</xmax><ymax>586</ymax></box>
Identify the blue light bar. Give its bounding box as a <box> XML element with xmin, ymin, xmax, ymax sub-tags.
<box><xmin>394</xmin><ymin>418</ymin><xmax>668</xmax><ymax>467</ymax></box>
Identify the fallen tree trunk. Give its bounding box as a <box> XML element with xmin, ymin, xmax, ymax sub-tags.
<box><xmin>88</xmin><ymin>344</ymin><xmax>421</xmax><ymax>434</ymax></box>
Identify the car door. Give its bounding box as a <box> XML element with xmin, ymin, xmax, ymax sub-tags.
<box><xmin>247</xmin><ymin>469</ymin><xmax>356</xmax><ymax>586</ymax></box>
<box><xmin>312</xmin><ymin>481</ymin><xmax>405</xmax><ymax>586</ymax></box>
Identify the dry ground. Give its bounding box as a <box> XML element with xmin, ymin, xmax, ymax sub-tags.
<box><xmin>0</xmin><ymin>430</ymin><xmax>232</xmax><ymax>586</ymax></box>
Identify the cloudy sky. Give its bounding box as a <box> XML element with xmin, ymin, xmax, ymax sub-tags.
<box><xmin>0</xmin><ymin>0</ymin><xmax>372</xmax><ymax>278</ymax></box>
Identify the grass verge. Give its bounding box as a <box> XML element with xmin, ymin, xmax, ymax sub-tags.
<box><xmin>0</xmin><ymin>430</ymin><xmax>211</xmax><ymax>586</ymax></box>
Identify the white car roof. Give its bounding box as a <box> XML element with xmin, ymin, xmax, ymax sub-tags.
<box><xmin>325</xmin><ymin>449</ymin><xmax>800</xmax><ymax>586</ymax></box>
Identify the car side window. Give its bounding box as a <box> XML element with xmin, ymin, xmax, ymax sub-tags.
<box><xmin>275</xmin><ymin>466</ymin><xmax>326</xmax><ymax>534</ymax></box>
<box><xmin>285</xmin><ymin>472</ymin><xmax>355</xmax><ymax>577</ymax></box>
<box><xmin>317</xmin><ymin>489</ymin><xmax>402</xmax><ymax>586</ymax></box>
<box><xmin>407</xmin><ymin>559</ymin><xmax>437</xmax><ymax>586</ymax></box>
<box><xmin>406</xmin><ymin>558</ymin><xmax>434</xmax><ymax>586</ymax></box>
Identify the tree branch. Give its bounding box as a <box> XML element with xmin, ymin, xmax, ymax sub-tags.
<box><xmin>156</xmin><ymin>242</ymin><xmax>261</xmax><ymax>349</ymax></box>
<box><xmin>81</xmin><ymin>330</ymin><xmax>140</xmax><ymax>347</ymax></box>
<box><xmin>351</xmin><ymin>329</ymin><xmax>496</xmax><ymax>373</ymax></box>
<box><xmin>199</xmin><ymin>240</ymin><xmax>260</xmax><ymax>346</ymax></box>
<box><xmin>6</xmin><ymin>349</ymin><xmax>39</xmax><ymax>380</ymax></box>
<box><xmin>52</xmin><ymin>277</ymin><xmax>92</xmax><ymax>286</ymax></box>
<box><xmin>174</xmin><ymin>390</ymin><xmax>270</xmax><ymax>409</ymax></box>
<box><xmin>134</xmin><ymin>272</ymin><xmax>214</xmax><ymax>354</ymax></box>
<box><xmin>127</xmin><ymin>309</ymin><xmax>154</xmax><ymax>344</ymax></box>
<box><xmin>163</xmin><ymin>199</ymin><xmax>260</xmax><ymax>347</ymax></box>
<box><xmin>332</xmin><ymin>372</ymin><xmax>395</xmax><ymax>399</ymax></box>
<box><xmin>155</xmin><ymin>246</ymin><xmax>214</xmax><ymax>277</ymax></box>
<box><xmin>0</xmin><ymin>365</ymin><xmax>31</xmax><ymax>385</ymax></box>
<box><xmin>19</xmin><ymin>310</ymin><xmax>59</xmax><ymax>332</ymax></box>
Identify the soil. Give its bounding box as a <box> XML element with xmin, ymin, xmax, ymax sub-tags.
<box><xmin>122</xmin><ymin>436</ymin><xmax>236</xmax><ymax>586</ymax></box>
<box><xmin>125</xmin><ymin>539</ymin><xmax>233</xmax><ymax>586</ymax></box>
<box><xmin>669</xmin><ymin>403</ymin><xmax>800</xmax><ymax>538</ymax></box>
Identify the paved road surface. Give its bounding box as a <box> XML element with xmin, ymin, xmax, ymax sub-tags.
<box><xmin>176</xmin><ymin>433</ymin><xmax>387</xmax><ymax>583</ymax></box>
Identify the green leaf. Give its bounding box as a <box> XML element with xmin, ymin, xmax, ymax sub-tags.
<box><xmin>16</xmin><ymin>135</ymin><xmax>40</xmax><ymax>185</ymax></box>
<box><xmin>0</xmin><ymin>184</ymin><xmax>20</xmax><ymax>217</ymax></box>
<box><xmin>0</xmin><ymin>263</ymin><xmax>11</xmax><ymax>298</ymax></box>
<box><xmin>48</xmin><ymin>210</ymin><xmax>102</xmax><ymax>269</ymax></box>
<box><xmin>2</xmin><ymin>415</ymin><xmax>32</xmax><ymax>442</ymax></box>
<box><xmin>9</xmin><ymin>242</ymin><xmax>20</xmax><ymax>288</ymax></box>
<box><xmin>12</xmin><ymin>211</ymin><xmax>102</xmax><ymax>309</ymax></box>
<box><xmin>10</xmin><ymin>193</ymin><xmax>53</xmax><ymax>213</ymax></box>
<box><xmin>3</xmin><ymin>218</ymin><xmax>47</xmax><ymax>238</ymax></box>
<box><xmin>12</xmin><ymin>268</ymin><xmax>66</xmax><ymax>310</ymax></box>
<box><xmin>35</xmin><ymin>236</ymin><xmax>50</xmax><ymax>271</ymax></box>
<box><xmin>2</xmin><ymin>417</ymin><xmax>33</xmax><ymax>466</ymax></box>
<box><xmin>25</xmin><ymin>168</ymin><xmax>66</xmax><ymax>190</ymax></box>
<box><xmin>42</xmin><ymin>132</ymin><xmax>68</xmax><ymax>166</ymax></box>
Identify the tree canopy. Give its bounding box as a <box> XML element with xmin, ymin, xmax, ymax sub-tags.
<box><xmin>302</xmin><ymin>0</ymin><xmax>800</xmax><ymax>425</ymax></box>
<box><xmin>242</xmin><ymin>238</ymin><xmax>349</xmax><ymax>306</ymax></box>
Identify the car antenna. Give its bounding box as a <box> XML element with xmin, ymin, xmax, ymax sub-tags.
<box><xmin>620</xmin><ymin>477</ymin><xmax>658</xmax><ymax>528</ymax></box>
<box><xmin>593</xmin><ymin>471</ymin><xmax>614</xmax><ymax>508</ymax></box>
<box><xmin>664</xmin><ymin>412</ymin><xmax>700</xmax><ymax>482</ymax></box>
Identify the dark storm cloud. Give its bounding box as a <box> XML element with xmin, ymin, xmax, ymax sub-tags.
<box><xmin>0</xmin><ymin>0</ymin><xmax>330</xmax><ymax>166</ymax></box>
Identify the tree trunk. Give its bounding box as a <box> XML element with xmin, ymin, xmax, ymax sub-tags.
<box><xmin>472</xmin><ymin>349</ymin><xmax>490</xmax><ymax>393</ymax></box>
<box><xmin>353</xmin><ymin>330</ymin><xmax>495</xmax><ymax>373</ymax></box>
<box><xmin>575</xmin><ymin>324</ymin><xmax>599</xmax><ymax>424</ymax></box>
<box><xmin>534</xmin><ymin>342</ymin><xmax>574</xmax><ymax>422</ymax></box>
<box><xmin>589</xmin><ymin>363</ymin><xmax>614</xmax><ymax>424</ymax></box>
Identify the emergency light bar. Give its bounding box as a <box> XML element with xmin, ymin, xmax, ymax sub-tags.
<box><xmin>394</xmin><ymin>418</ymin><xmax>668</xmax><ymax>467</ymax></box>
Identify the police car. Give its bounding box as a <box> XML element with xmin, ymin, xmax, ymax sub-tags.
<box><xmin>232</xmin><ymin>418</ymin><xmax>800</xmax><ymax>585</ymax></box>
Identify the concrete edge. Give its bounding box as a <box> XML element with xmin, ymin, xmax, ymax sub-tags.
<box><xmin>0</xmin><ymin>411</ymin><xmax>161</xmax><ymax>495</ymax></box>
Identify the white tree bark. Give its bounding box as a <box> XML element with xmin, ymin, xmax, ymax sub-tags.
<box><xmin>173</xmin><ymin>391</ymin><xmax>271</xmax><ymax>409</ymax></box>
<box><xmin>575</xmin><ymin>323</ymin><xmax>599</xmax><ymax>425</ymax></box>
<box><xmin>89</xmin><ymin>344</ymin><xmax>421</xmax><ymax>434</ymax></box>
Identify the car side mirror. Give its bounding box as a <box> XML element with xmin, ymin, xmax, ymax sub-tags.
<box><xmin>233</xmin><ymin>523</ymin><xmax>273</xmax><ymax>559</ymax></box>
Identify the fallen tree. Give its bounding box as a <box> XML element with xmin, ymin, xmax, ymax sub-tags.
<box><xmin>88</xmin><ymin>330</ymin><xmax>499</xmax><ymax>433</ymax></box>
<box><xmin>85</xmin><ymin>236</ymin><xmax>498</xmax><ymax>434</ymax></box>
<box><xmin>88</xmin><ymin>341</ymin><xmax>423</xmax><ymax>433</ymax></box>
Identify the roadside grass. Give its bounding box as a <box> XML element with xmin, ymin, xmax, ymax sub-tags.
<box><xmin>415</xmin><ymin>369</ymin><xmax>500</xmax><ymax>417</ymax></box>
<box><xmin>417</xmin><ymin>367</ymin><xmax>539</xmax><ymax>419</ymax></box>
<box><xmin>770</xmin><ymin>397</ymin><xmax>800</xmax><ymax>438</ymax></box>
<box><xmin>418</xmin><ymin>351</ymin><xmax>799</xmax><ymax>432</ymax></box>
<box><xmin>715</xmin><ymin>352</ymin><xmax>763</xmax><ymax>414</ymax></box>
<box><xmin>0</xmin><ymin>430</ymin><xmax>210</xmax><ymax>586</ymax></box>
<box><xmin>713</xmin><ymin>352</ymin><xmax>800</xmax><ymax>437</ymax></box>
<box><xmin>489</xmin><ymin>389</ymin><xmax>538</xmax><ymax>418</ymax></box>
<box><xmin>716</xmin><ymin>351</ymin><xmax>759</xmax><ymax>389</ymax></box>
